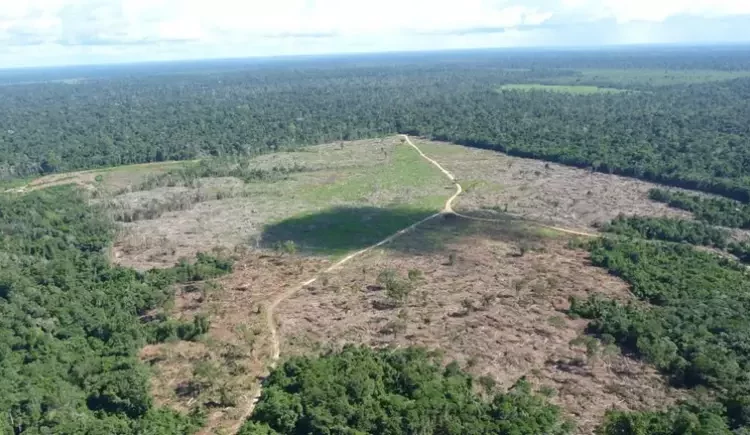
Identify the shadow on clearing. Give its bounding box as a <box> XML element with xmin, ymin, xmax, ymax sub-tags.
<box><xmin>260</xmin><ymin>206</ymin><xmax>558</xmax><ymax>256</ymax></box>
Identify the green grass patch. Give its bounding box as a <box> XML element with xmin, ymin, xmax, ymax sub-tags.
<box><xmin>294</xmin><ymin>144</ymin><xmax>449</xmax><ymax>211</ymax></box>
<box><xmin>90</xmin><ymin>161</ymin><xmax>200</xmax><ymax>193</ymax></box>
<box><xmin>260</xmin><ymin>144</ymin><xmax>459</xmax><ymax>256</ymax></box>
<box><xmin>0</xmin><ymin>176</ymin><xmax>35</xmax><ymax>190</ymax></box>
<box><xmin>551</xmin><ymin>69</ymin><xmax>750</xmax><ymax>87</ymax></box>
<box><xmin>96</xmin><ymin>160</ymin><xmax>197</xmax><ymax>184</ymax></box>
<box><xmin>261</xmin><ymin>206</ymin><xmax>438</xmax><ymax>257</ymax></box>
<box><xmin>498</xmin><ymin>84</ymin><xmax>627</xmax><ymax>94</ymax></box>
<box><xmin>5</xmin><ymin>160</ymin><xmax>198</xmax><ymax>194</ymax></box>
<box><xmin>98</xmin><ymin>160</ymin><xmax>195</xmax><ymax>174</ymax></box>
<box><xmin>532</xmin><ymin>226</ymin><xmax>568</xmax><ymax>239</ymax></box>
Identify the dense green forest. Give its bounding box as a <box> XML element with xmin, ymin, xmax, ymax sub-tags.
<box><xmin>637</xmin><ymin>192</ymin><xmax>750</xmax><ymax>263</ymax></box>
<box><xmin>570</xmin><ymin>237</ymin><xmax>750</xmax><ymax>433</ymax></box>
<box><xmin>600</xmin><ymin>215</ymin><xmax>730</xmax><ymax>248</ymax></box>
<box><xmin>649</xmin><ymin>188</ymin><xmax>750</xmax><ymax>229</ymax></box>
<box><xmin>240</xmin><ymin>346</ymin><xmax>572</xmax><ymax>435</ymax></box>
<box><xmin>2</xmin><ymin>47</ymin><xmax>750</xmax><ymax>201</ymax></box>
<box><xmin>0</xmin><ymin>187</ymin><xmax>231</xmax><ymax>433</ymax></box>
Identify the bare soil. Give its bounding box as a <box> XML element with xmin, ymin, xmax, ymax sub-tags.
<box><xmin>410</xmin><ymin>138</ymin><xmax>693</xmax><ymax>231</ymax></box>
<box><xmin>111</xmin><ymin>187</ymin><xmax>307</xmax><ymax>270</ymax></box>
<box><xmin>140</xmin><ymin>251</ymin><xmax>329</xmax><ymax>434</ymax></box>
<box><xmin>274</xmin><ymin>219</ymin><xmax>683</xmax><ymax>434</ymax></box>
<box><xmin>18</xmin><ymin>160</ymin><xmax>192</xmax><ymax>192</ymax></box>
<box><xmin>112</xmin><ymin>137</ymin><xmax>712</xmax><ymax>270</ymax></box>
<box><xmin>133</xmin><ymin>137</ymin><xmax>700</xmax><ymax>434</ymax></box>
<box><xmin>111</xmin><ymin>136</ymin><xmax>446</xmax><ymax>269</ymax></box>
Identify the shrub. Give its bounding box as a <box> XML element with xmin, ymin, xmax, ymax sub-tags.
<box><xmin>377</xmin><ymin>268</ymin><xmax>414</xmax><ymax>306</ymax></box>
<box><xmin>145</xmin><ymin>314</ymin><xmax>211</xmax><ymax>343</ymax></box>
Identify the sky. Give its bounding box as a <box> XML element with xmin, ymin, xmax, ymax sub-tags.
<box><xmin>1</xmin><ymin>0</ymin><xmax>750</xmax><ymax>68</ymax></box>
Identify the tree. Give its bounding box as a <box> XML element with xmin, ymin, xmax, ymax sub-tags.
<box><xmin>40</xmin><ymin>150</ymin><xmax>62</xmax><ymax>173</ymax></box>
<box><xmin>377</xmin><ymin>268</ymin><xmax>414</xmax><ymax>306</ymax></box>
<box><xmin>242</xmin><ymin>346</ymin><xmax>572</xmax><ymax>434</ymax></box>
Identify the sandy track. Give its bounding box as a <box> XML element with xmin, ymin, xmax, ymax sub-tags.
<box><xmin>231</xmin><ymin>135</ymin><xmax>597</xmax><ymax>433</ymax></box>
<box><xmin>400</xmin><ymin>135</ymin><xmax>597</xmax><ymax>238</ymax></box>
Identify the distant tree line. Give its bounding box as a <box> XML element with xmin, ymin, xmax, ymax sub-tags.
<box><xmin>2</xmin><ymin>48</ymin><xmax>750</xmax><ymax>202</ymax></box>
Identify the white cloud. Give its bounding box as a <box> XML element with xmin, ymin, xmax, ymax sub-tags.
<box><xmin>0</xmin><ymin>0</ymin><xmax>749</xmax><ymax>67</ymax></box>
<box><xmin>558</xmin><ymin>0</ymin><xmax>750</xmax><ymax>22</ymax></box>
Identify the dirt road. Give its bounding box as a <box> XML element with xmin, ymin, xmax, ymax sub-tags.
<box><xmin>230</xmin><ymin>134</ymin><xmax>597</xmax><ymax>433</ymax></box>
<box><xmin>400</xmin><ymin>135</ymin><xmax>598</xmax><ymax>238</ymax></box>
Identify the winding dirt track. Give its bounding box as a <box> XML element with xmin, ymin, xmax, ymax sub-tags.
<box><xmin>231</xmin><ymin>135</ymin><xmax>597</xmax><ymax>433</ymax></box>
<box><xmin>401</xmin><ymin>135</ymin><xmax>597</xmax><ymax>238</ymax></box>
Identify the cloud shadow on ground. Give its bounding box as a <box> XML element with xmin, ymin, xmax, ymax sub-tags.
<box><xmin>260</xmin><ymin>206</ymin><xmax>557</xmax><ymax>256</ymax></box>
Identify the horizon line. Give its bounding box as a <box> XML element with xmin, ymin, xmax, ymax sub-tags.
<box><xmin>1</xmin><ymin>42</ymin><xmax>750</xmax><ymax>73</ymax></box>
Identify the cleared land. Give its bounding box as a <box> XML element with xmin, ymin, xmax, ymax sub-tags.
<box><xmin>140</xmin><ymin>252</ymin><xmax>330</xmax><ymax>435</ymax></box>
<box><xmin>498</xmin><ymin>84</ymin><xmax>627</xmax><ymax>94</ymax></box>
<box><xmin>408</xmin><ymin>138</ymin><xmax>690</xmax><ymax>232</ymax></box>
<box><xmin>109</xmin><ymin>137</ymin><xmax>694</xmax><ymax>269</ymax></box>
<box><xmin>111</xmin><ymin>137</ymin><xmax>449</xmax><ymax>268</ymax></box>
<box><xmin>540</xmin><ymin>68</ymin><xmax>750</xmax><ymax>87</ymax></box>
<box><xmin>111</xmin><ymin>136</ymin><xmax>700</xmax><ymax>433</ymax></box>
<box><xmin>18</xmin><ymin>135</ymin><xmax>713</xmax><ymax>433</ymax></box>
<box><xmin>275</xmin><ymin>218</ymin><xmax>683</xmax><ymax>434</ymax></box>
<box><xmin>574</xmin><ymin>68</ymin><xmax>750</xmax><ymax>85</ymax></box>
<box><xmin>9</xmin><ymin>160</ymin><xmax>194</xmax><ymax>193</ymax></box>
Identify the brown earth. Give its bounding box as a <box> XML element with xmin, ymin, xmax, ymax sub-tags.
<box><xmin>140</xmin><ymin>251</ymin><xmax>330</xmax><ymax>434</ymax></box>
<box><xmin>135</xmin><ymin>136</ymin><xmax>692</xmax><ymax>433</ymax></box>
<box><xmin>111</xmin><ymin>136</ymin><xmax>711</xmax><ymax>270</ymax></box>
<box><xmin>11</xmin><ymin>160</ymin><xmax>193</xmax><ymax>193</ymax></box>
<box><xmin>274</xmin><ymin>218</ymin><xmax>683</xmax><ymax>434</ymax></box>
<box><xmin>410</xmin><ymin>138</ymin><xmax>693</xmax><ymax>231</ymax></box>
<box><xmin>111</xmin><ymin>137</ymin><xmax>409</xmax><ymax>270</ymax></box>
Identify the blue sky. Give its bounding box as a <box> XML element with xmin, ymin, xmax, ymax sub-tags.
<box><xmin>1</xmin><ymin>0</ymin><xmax>750</xmax><ymax>68</ymax></box>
